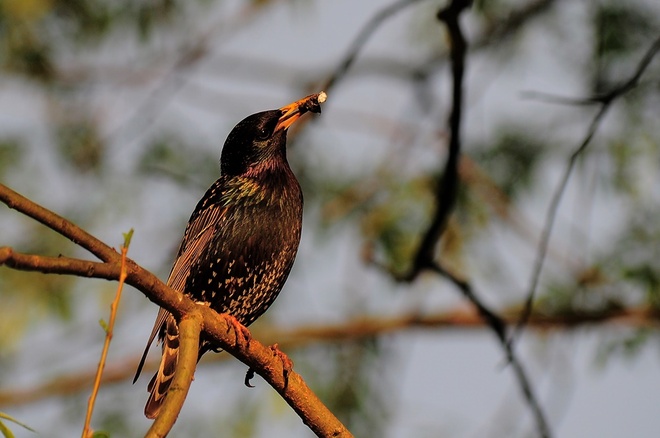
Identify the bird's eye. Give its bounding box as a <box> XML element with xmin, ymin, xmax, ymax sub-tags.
<box><xmin>256</xmin><ymin>128</ymin><xmax>270</xmax><ymax>141</ymax></box>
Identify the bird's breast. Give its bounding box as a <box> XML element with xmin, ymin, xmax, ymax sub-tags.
<box><xmin>185</xmin><ymin>172</ymin><xmax>303</xmax><ymax>325</ymax></box>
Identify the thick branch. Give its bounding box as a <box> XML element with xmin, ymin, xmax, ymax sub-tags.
<box><xmin>147</xmin><ymin>314</ymin><xmax>202</xmax><ymax>438</ymax></box>
<box><xmin>0</xmin><ymin>184</ymin><xmax>351</xmax><ymax>438</ymax></box>
<box><xmin>200</xmin><ymin>309</ymin><xmax>351</xmax><ymax>437</ymax></box>
<box><xmin>0</xmin><ymin>185</ymin><xmax>118</xmax><ymax>262</ymax></box>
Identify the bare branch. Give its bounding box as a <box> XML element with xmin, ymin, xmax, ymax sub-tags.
<box><xmin>429</xmin><ymin>262</ymin><xmax>506</xmax><ymax>339</ymax></box>
<box><xmin>0</xmin><ymin>184</ymin><xmax>352</xmax><ymax>438</ymax></box>
<box><xmin>514</xmin><ymin>34</ymin><xmax>660</xmax><ymax>343</ymax></box>
<box><xmin>322</xmin><ymin>0</ymin><xmax>428</xmax><ymax>91</ymax></box>
<box><xmin>202</xmin><ymin>312</ymin><xmax>351</xmax><ymax>437</ymax></box>
<box><xmin>429</xmin><ymin>262</ymin><xmax>552</xmax><ymax>438</ymax></box>
<box><xmin>404</xmin><ymin>0</ymin><xmax>471</xmax><ymax>280</ymax></box>
<box><xmin>0</xmin><ymin>247</ymin><xmax>120</xmax><ymax>279</ymax></box>
<box><xmin>146</xmin><ymin>314</ymin><xmax>202</xmax><ymax>438</ymax></box>
<box><xmin>1</xmin><ymin>304</ymin><xmax>655</xmax><ymax>409</ymax></box>
<box><xmin>0</xmin><ymin>185</ymin><xmax>118</xmax><ymax>262</ymax></box>
<box><xmin>386</xmin><ymin>1</ymin><xmax>554</xmax><ymax>436</ymax></box>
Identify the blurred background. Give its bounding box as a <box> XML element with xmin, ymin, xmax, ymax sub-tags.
<box><xmin>0</xmin><ymin>0</ymin><xmax>659</xmax><ymax>437</ymax></box>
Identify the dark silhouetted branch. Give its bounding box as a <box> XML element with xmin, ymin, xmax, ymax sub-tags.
<box><xmin>429</xmin><ymin>262</ymin><xmax>552</xmax><ymax>438</ymax></box>
<box><xmin>405</xmin><ymin>0</ymin><xmax>471</xmax><ymax>279</ymax></box>
<box><xmin>388</xmin><ymin>1</ymin><xmax>554</xmax><ymax>436</ymax></box>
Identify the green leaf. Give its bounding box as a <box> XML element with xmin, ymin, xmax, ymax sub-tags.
<box><xmin>0</xmin><ymin>412</ymin><xmax>35</xmax><ymax>434</ymax></box>
<box><xmin>122</xmin><ymin>229</ymin><xmax>134</xmax><ymax>249</ymax></box>
<box><xmin>0</xmin><ymin>420</ymin><xmax>13</xmax><ymax>438</ymax></box>
<box><xmin>99</xmin><ymin>318</ymin><xmax>109</xmax><ymax>333</ymax></box>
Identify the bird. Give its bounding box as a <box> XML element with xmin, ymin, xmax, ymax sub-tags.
<box><xmin>133</xmin><ymin>92</ymin><xmax>326</xmax><ymax>419</ymax></box>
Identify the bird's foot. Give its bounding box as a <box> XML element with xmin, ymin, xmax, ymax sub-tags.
<box><xmin>224</xmin><ymin>314</ymin><xmax>251</xmax><ymax>348</ymax></box>
<box><xmin>244</xmin><ymin>368</ymin><xmax>256</xmax><ymax>388</ymax></box>
<box><xmin>269</xmin><ymin>343</ymin><xmax>294</xmax><ymax>389</ymax></box>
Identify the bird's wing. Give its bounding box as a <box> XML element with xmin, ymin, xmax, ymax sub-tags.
<box><xmin>133</xmin><ymin>307</ymin><xmax>169</xmax><ymax>383</ymax></box>
<box><xmin>133</xmin><ymin>204</ymin><xmax>226</xmax><ymax>383</ymax></box>
<box><xmin>166</xmin><ymin>209</ymin><xmax>224</xmax><ymax>293</ymax></box>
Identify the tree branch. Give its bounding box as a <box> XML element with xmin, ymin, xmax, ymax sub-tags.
<box><xmin>513</xmin><ymin>34</ymin><xmax>660</xmax><ymax>343</ymax></box>
<box><xmin>322</xmin><ymin>0</ymin><xmax>428</xmax><ymax>92</ymax></box>
<box><xmin>0</xmin><ymin>185</ymin><xmax>118</xmax><ymax>262</ymax></box>
<box><xmin>0</xmin><ymin>304</ymin><xmax>656</xmax><ymax>409</ymax></box>
<box><xmin>0</xmin><ymin>183</ymin><xmax>352</xmax><ymax>438</ymax></box>
<box><xmin>146</xmin><ymin>314</ymin><xmax>202</xmax><ymax>438</ymax></box>
<box><xmin>429</xmin><ymin>262</ymin><xmax>552</xmax><ymax>438</ymax></box>
<box><xmin>0</xmin><ymin>247</ymin><xmax>121</xmax><ymax>279</ymax></box>
<box><xmin>82</xmin><ymin>232</ymin><xmax>132</xmax><ymax>438</ymax></box>
<box><xmin>405</xmin><ymin>0</ymin><xmax>470</xmax><ymax>280</ymax></box>
<box><xmin>388</xmin><ymin>2</ymin><xmax>554</xmax><ymax>436</ymax></box>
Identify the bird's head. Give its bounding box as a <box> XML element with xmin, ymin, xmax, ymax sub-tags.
<box><xmin>220</xmin><ymin>92</ymin><xmax>326</xmax><ymax>177</ymax></box>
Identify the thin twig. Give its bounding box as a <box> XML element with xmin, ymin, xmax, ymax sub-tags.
<box><xmin>81</xmin><ymin>231</ymin><xmax>132</xmax><ymax>438</ymax></box>
<box><xmin>513</xmin><ymin>34</ymin><xmax>660</xmax><ymax>344</ymax></box>
<box><xmin>428</xmin><ymin>262</ymin><xmax>552</xmax><ymax>438</ymax></box>
<box><xmin>106</xmin><ymin>3</ymin><xmax>269</xmax><ymax>153</ymax></box>
<box><xmin>322</xmin><ymin>0</ymin><xmax>428</xmax><ymax>92</ymax></box>
<box><xmin>429</xmin><ymin>263</ymin><xmax>506</xmax><ymax>339</ymax></box>
<box><xmin>0</xmin><ymin>247</ymin><xmax>121</xmax><ymax>279</ymax></box>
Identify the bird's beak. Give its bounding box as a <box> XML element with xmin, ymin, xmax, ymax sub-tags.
<box><xmin>275</xmin><ymin>91</ymin><xmax>327</xmax><ymax>132</ymax></box>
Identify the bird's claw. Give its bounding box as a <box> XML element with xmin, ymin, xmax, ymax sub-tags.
<box><xmin>244</xmin><ymin>368</ymin><xmax>256</xmax><ymax>388</ymax></box>
<box><xmin>224</xmin><ymin>314</ymin><xmax>251</xmax><ymax>348</ymax></box>
<box><xmin>269</xmin><ymin>343</ymin><xmax>293</xmax><ymax>388</ymax></box>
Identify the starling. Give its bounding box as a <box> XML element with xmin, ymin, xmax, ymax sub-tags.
<box><xmin>134</xmin><ymin>92</ymin><xmax>326</xmax><ymax>419</ymax></box>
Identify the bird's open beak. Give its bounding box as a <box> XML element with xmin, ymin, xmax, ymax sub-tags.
<box><xmin>275</xmin><ymin>91</ymin><xmax>327</xmax><ymax>132</ymax></box>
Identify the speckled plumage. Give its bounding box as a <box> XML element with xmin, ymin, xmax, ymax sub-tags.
<box><xmin>134</xmin><ymin>99</ymin><xmax>320</xmax><ymax>419</ymax></box>
<box><xmin>181</xmin><ymin>169</ymin><xmax>302</xmax><ymax>326</ymax></box>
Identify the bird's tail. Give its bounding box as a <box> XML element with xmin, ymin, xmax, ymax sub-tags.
<box><xmin>144</xmin><ymin>316</ymin><xmax>179</xmax><ymax>419</ymax></box>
